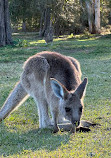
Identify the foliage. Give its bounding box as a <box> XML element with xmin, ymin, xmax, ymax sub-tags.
<box><xmin>10</xmin><ymin>0</ymin><xmax>40</xmax><ymax>32</ymax></box>
<box><xmin>101</xmin><ymin>0</ymin><xmax>111</xmax><ymax>26</ymax></box>
<box><xmin>9</xmin><ymin>0</ymin><xmax>111</xmax><ymax>35</ymax></box>
<box><xmin>0</xmin><ymin>32</ymin><xmax>111</xmax><ymax>157</ymax></box>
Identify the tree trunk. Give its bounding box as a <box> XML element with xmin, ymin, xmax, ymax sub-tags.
<box><xmin>0</xmin><ymin>0</ymin><xmax>5</xmax><ymax>46</ymax></box>
<box><xmin>39</xmin><ymin>7</ymin><xmax>51</xmax><ymax>37</ymax></box>
<box><xmin>85</xmin><ymin>0</ymin><xmax>92</xmax><ymax>33</ymax></box>
<box><xmin>85</xmin><ymin>0</ymin><xmax>95</xmax><ymax>33</ymax></box>
<box><xmin>22</xmin><ymin>19</ymin><xmax>26</xmax><ymax>32</ymax></box>
<box><xmin>95</xmin><ymin>0</ymin><xmax>100</xmax><ymax>33</ymax></box>
<box><xmin>0</xmin><ymin>0</ymin><xmax>12</xmax><ymax>46</ymax></box>
<box><xmin>85</xmin><ymin>0</ymin><xmax>100</xmax><ymax>34</ymax></box>
<box><xmin>39</xmin><ymin>11</ymin><xmax>45</xmax><ymax>37</ymax></box>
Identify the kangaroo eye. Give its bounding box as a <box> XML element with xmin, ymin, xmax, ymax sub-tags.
<box><xmin>79</xmin><ymin>107</ymin><xmax>83</xmax><ymax>112</ymax></box>
<box><xmin>65</xmin><ymin>107</ymin><xmax>71</xmax><ymax>112</ymax></box>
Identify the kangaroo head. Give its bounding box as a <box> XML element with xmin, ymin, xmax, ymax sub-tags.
<box><xmin>50</xmin><ymin>78</ymin><xmax>88</xmax><ymax>127</ymax></box>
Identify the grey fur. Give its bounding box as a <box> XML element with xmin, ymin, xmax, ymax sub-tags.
<box><xmin>0</xmin><ymin>51</ymin><xmax>88</xmax><ymax>133</ymax></box>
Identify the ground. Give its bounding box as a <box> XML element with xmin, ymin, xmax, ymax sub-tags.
<box><xmin>0</xmin><ymin>32</ymin><xmax>111</xmax><ymax>158</ymax></box>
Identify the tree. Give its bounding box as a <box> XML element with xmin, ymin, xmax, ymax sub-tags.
<box><xmin>39</xmin><ymin>7</ymin><xmax>52</xmax><ymax>37</ymax></box>
<box><xmin>80</xmin><ymin>0</ymin><xmax>100</xmax><ymax>34</ymax></box>
<box><xmin>95</xmin><ymin>0</ymin><xmax>100</xmax><ymax>33</ymax></box>
<box><xmin>0</xmin><ymin>0</ymin><xmax>12</xmax><ymax>46</ymax></box>
<box><xmin>85</xmin><ymin>0</ymin><xmax>94</xmax><ymax>33</ymax></box>
<box><xmin>37</xmin><ymin>0</ymin><xmax>56</xmax><ymax>37</ymax></box>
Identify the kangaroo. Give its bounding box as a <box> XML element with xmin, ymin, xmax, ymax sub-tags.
<box><xmin>0</xmin><ymin>51</ymin><xmax>88</xmax><ymax>133</ymax></box>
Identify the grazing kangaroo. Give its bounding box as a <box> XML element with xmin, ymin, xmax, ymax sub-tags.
<box><xmin>0</xmin><ymin>51</ymin><xmax>89</xmax><ymax>133</ymax></box>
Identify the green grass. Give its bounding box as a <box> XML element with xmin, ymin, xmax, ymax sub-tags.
<box><xmin>0</xmin><ymin>32</ymin><xmax>111</xmax><ymax>158</ymax></box>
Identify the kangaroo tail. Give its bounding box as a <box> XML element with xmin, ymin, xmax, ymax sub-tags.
<box><xmin>0</xmin><ymin>81</ymin><xmax>29</xmax><ymax>122</ymax></box>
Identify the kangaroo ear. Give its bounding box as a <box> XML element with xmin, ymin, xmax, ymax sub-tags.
<box><xmin>75</xmin><ymin>78</ymin><xmax>88</xmax><ymax>99</ymax></box>
<box><xmin>50</xmin><ymin>78</ymin><xmax>68</xmax><ymax>99</ymax></box>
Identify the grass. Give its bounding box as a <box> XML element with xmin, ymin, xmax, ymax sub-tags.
<box><xmin>0</xmin><ymin>32</ymin><xmax>111</xmax><ymax>158</ymax></box>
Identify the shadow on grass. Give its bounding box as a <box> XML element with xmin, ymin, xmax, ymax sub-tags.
<box><xmin>0</xmin><ymin>123</ymin><xmax>70</xmax><ymax>157</ymax></box>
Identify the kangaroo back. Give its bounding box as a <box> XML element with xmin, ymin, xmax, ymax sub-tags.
<box><xmin>39</xmin><ymin>51</ymin><xmax>81</xmax><ymax>91</ymax></box>
<box><xmin>0</xmin><ymin>82</ymin><xmax>28</xmax><ymax>121</ymax></box>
